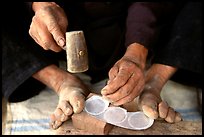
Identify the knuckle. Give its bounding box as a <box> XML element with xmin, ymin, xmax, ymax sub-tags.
<box><xmin>28</xmin><ymin>29</ymin><xmax>32</xmax><ymax>36</ymax></box>
<box><xmin>48</xmin><ymin>22</ymin><xmax>58</xmax><ymax>33</ymax></box>
<box><xmin>126</xmin><ymin>96</ymin><xmax>134</xmax><ymax>103</ymax></box>
<box><xmin>120</xmin><ymin>86</ymin><xmax>131</xmax><ymax>96</ymax></box>
<box><xmin>134</xmin><ymin>71</ymin><xmax>143</xmax><ymax>78</ymax></box>
<box><xmin>126</xmin><ymin>89</ymin><xmax>131</xmax><ymax>95</ymax></box>
<box><xmin>41</xmin><ymin>41</ymin><xmax>51</xmax><ymax>50</ymax></box>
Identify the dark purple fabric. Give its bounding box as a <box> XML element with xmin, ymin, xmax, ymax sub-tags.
<box><xmin>125</xmin><ymin>2</ymin><xmax>183</xmax><ymax>48</ymax></box>
<box><xmin>153</xmin><ymin>2</ymin><xmax>202</xmax><ymax>88</ymax></box>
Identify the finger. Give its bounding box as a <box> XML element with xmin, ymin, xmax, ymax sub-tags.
<box><xmin>68</xmin><ymin>90</ymin><xmax>86</xmax><ymax>113</ymax></box>
<box><xmin>111</xmin><ymin>91</ymin><xmax>136</xmax><ymax>106</ymax></box>
<box><xmin>45</xmin><ymin>16</ymin><xmax>66</xmax><ymax>48</ymax></box>
<box><xmin>36</xmin><ymin>21</ymin><xmax>62</xmax><ymax>52</ymax></box>
<box><xmin>112</xmin><ymin>79</ymin><xmax>144</xmax><ymax>106</ymax></box>
<box><xmin>158</xmin><ymin>101</ymin><xmax>169</xmax><ymax>118</ymax></box>
<box><xmin>29</xmin><ymin>20</ymin><xmax>47</xmax><ymax>50</ymax></box>
<box><xmin>101</xmin><ymin>67</ymin><xmax>132</xmax><ymax>96</ymax></box>
<box><xmin>107</xmin><ymin>79</ymin><xmax>111</xmax><ymax>85</ymax></box>
<box><xmin>104</xmin><ymin>73</ymin><xmax>136</xmax><ymax>102</ymax></box>
<box><xmin>108</xmin><ymin>65</ymin><xmax>119</xmax><ymax>81</ymax></box>
<box><xmin>57</xmin><ymin>100</ymin><xmax>73</xmax><ymax>116</ymax></box>
<box><xmin>165</xmin><ymin>107</ymin><xmax>176</xmax><ymax>123</ymax></box>
<box><xmin>102</xmin><ymin>66</ymin><xmax>118</xmax><ymax>92</ymax></box>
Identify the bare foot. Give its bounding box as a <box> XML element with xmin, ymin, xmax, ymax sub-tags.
<box><xmin>138</xmin><ymin>87</ymin><xmax>182</xmax><ymax>123</ymax></box>
<box><xmin>33</xmin><ymin>64</ymin><xmax>90</xmax><ymax>129</ymax></box>
<box><xmin>138</xmin><ymin>64</ymin><xmax>182</xmax><ymax>123</ymax></box>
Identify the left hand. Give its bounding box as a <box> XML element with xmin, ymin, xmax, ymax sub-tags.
<box><xmin>101</xmin><ymin>45</ymin><xmax>146</xmax><ymax>106</ymax></box>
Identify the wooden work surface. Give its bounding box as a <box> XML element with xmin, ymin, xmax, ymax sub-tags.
<box><xmin>54</xmin><ymin>119</ymin><xmax>202</xmax><ymax>135</ymax></box>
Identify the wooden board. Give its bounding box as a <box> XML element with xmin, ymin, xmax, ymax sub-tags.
<box><xmin>54</xmin><ymin>119</ymin><xmax>202</xmax><ymax>135</ymax></box>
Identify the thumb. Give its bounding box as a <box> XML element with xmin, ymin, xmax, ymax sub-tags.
<box><xmin>46</xmin><ymin>20</ymin><xmax>66</xmax><ymax>49</ymax></box>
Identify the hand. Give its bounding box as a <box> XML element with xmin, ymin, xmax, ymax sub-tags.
<box><xmin>101</xmin><ymin>43</ymin><xmax>148</xmax><ymax>106</ymax></box>
<box><xmin>29</xmin><ymin>2</ymin><xmax>68</xmax><ymax>52</ymax></box>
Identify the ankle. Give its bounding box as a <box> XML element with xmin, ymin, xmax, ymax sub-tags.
<box><xmin>32</xmin><ymin>64</ymin><xmax>67</xmax><ymax>93</ymax></box>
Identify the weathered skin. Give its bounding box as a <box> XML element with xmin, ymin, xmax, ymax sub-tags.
<box><xmin>138</xmin><ymin>64</ymin><xmax>182</xmax><ymax>123</ymax></box>
<box><xmin>30</xmin><ymin>3</ymin><xmax>88</xmax><ymax>129</ymax></box>
<box><xmin>101</xmin><ymin>43</ymin><xmax>148</xmax><ymax>106</ymax></box>
<box><xmin>29</xmin><ymin>2</ymin><xmax>68</xmax><ymax>52</ymax></box>
<box><xmin>30</xmin><ymin>2</ymin><xmax>182</xmax><ymax>130</ymax></box>
<box><xmin>32</xmin><ymin>65</ymin><xmax>90</xmax><ymax>129</ymax></box>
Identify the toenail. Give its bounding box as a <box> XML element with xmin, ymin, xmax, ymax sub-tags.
<box><xmin>66</xmin><ymin>108</ymin><xmax>70</xmax><ymax>115</ymax></box>
<box><xmin>61</xmin><ymin>114</ymin><xmax>66</xmax><ymax>121</ymax></box>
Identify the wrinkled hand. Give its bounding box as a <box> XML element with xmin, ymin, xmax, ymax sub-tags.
<box><xmin>101</xmin><ymin>56</ymin><xmax>145</xmax><ymax>106</ymax></box>
<box><xmin>29</xmin><ymin>2</ymin><xmax>68</xmax><ymax>52</ymax></box>
<box><xmin>101</xmin><ymin>43</ymin><xmax>148</xmax><ymax>106</ymax></box>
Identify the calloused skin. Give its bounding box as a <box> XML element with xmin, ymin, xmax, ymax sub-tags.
<box><xmin>138</xmin><ymin>64</ymin><xmax>182</xmax><ymax>123</ymax></box>
<box><xmin>32</xmin><ymin>65</ymin><xmax>90</xmax><ymax>129</ymax></box>
<box><xmin>101</xmin><ymin>43</ymin><xmax>147</xmax><ymax>106</ymax></box>
<box><xmin>30</xmin><ymin>2</ymin><xmax>181</xmax><ymax>129</ymax></box>
<box><xmin>29</xmin><ymin>2</ymin><xmax>68</xmax><ymax>52</ymax></box>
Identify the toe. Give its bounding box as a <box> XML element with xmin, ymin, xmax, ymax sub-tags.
<box><xmin>53</xmin><ymin>107</ymin><xmax>69</xmax><ymax>122</ymax></box>
<box><xmin>142</xmin><ymin>104</ymin><xmax>158</xmax><ymax>119</ymax></box>
<box><xmin>49</xmin><ymin>114</ymin><xmax>63</xmax><ymax>130</ymax></box>
<box><xmin>175</xmin><ymin>112</ymin><xmax>182</xmax><ymax>122</ymax></box>
<box><xmin>165</xmin><ymin>107</ymin><xmax>176</xmax><ymax>123</ymax></box>
<box><xmin>158</xmin><ymin>101</ymin><xmax>169</xmax><ymax>118</ymax></box>
<box><xmin>69</xmin><ymin>90</ymin><xmax>86</xmax><ymax>113</ymax></box>
<box><xmin>58</xmin><ymin>100</ymin><xmax>73</xmax><ymax>116</ymax></box>
<box><xmin>139</xmin><ymin>94</ymin><xmax>159</xmax><ymax>119</ymax></box>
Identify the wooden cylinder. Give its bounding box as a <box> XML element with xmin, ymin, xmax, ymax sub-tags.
<box><xmin>66</xmin><ymin>31</ymin><xmax>88</xmax><ymax>73</ymax></box>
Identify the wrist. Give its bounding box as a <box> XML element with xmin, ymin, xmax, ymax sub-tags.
<box><xmin>124</xmin><ymin>43</ymin><xmax>148</xmax><ymax>70</ymax></box>
<box><xmin>32</xmin><ymin>2</ymin><xmax>58</xmax><ymax>12</ymax></box>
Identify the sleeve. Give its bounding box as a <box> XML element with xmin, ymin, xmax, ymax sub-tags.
<box><xmin>153</xmin><ymin>2</ymin><xmax>202</xmax><ymax>74</ymax></box>
<box><xmin>125</xmin><ymin>2</ymin><xmax>183</xmax><ymax>49</ymax></box>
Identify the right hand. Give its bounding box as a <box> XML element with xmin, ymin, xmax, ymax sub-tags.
<box><xmin>29</xmin><ymin>2</ymin><xmax>68</xmax><ymax>52</ymax></box>
<box><xmin>101</xmin><ymin>43</ymin><xmax>148</xmax><ymax>106</ymax></box>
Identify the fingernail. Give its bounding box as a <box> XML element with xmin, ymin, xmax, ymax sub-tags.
<box><xmin>102</xmin><ymin>95</ymin><xmax>113</xmax><ymax>103</ymax></box>
<box><xmin>58</xmin><ymin>38</ymin><xmax>65</xmax><ymax>47</ymax></box>
<box><xmin>101</xmin><ymin>89</ymin><xmax>107</xmax><ymax>95</ymax></box>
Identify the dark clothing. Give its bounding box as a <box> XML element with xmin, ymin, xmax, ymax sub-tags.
<box><xmin>152</xmin><ymin>2</ymin><xmax>202</xmax><ymax>88</ymax></box>
<box><xmin>2</xmin><ymin>3</ymin><xmax>58</xmax><ymax>101</ymax></box>
<box><xmin>2</xmin><ymin>2</ymin><xmax>202</xmax><ymax>101</ymax></box>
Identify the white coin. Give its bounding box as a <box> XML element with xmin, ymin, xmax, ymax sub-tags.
<box><xmin>85</xmin><ymin>95</ymin><xmax>109</xmax><ymax>115</ymax></box>
<box><xmin>128</xmin><ymin>111</ymin><xmax>154</xmax><ymax>130</ymax></box>
<box><xmin>103</xmin><ymin>107</ymin><xmax>127</xmax><ymax>124</ymax></box>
